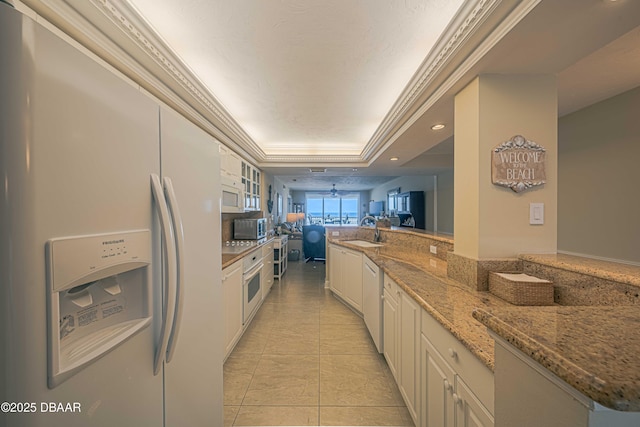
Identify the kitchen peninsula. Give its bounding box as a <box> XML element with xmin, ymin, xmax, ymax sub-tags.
<box><xmin>326</xmin><ymin>226</ymin><xmax>640</xmax><ymax>427</ymax></box>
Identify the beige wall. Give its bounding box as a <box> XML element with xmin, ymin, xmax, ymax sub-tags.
<box><xmin>558</xmin><ymin>86</ymin><xmax>640</xmax><ymax>263</ymax></box>
<box><xmin>370</xmin><ymin>175</ymin><xmax>435</xmax><ymax>230</ymax></box>
<box><xmin>455</xmin><ymin>75</ymin><xmax>558</xmax><ymax>259</ymax></box>
<box><xmin>436</xmin><ymin>170</ymin><xmax>454</xmax><ymax>235</ymax></box>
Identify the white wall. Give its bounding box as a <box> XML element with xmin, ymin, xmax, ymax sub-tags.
<box><xmin>558</xmin><ymin>86</ymin><xmax>640</xmax><ymax>264</ymax></box>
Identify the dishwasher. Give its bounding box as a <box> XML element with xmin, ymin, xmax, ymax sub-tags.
<box><xmin>362</xmin><ymin>255</ymin><xmax>384</xmax><ymax>353</ymax></box>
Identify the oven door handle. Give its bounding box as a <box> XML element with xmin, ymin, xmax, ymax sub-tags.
<box><xmin>244</xmin><ymin>262</ymin><xmax>264</xmax><ymax>280</ymax></box>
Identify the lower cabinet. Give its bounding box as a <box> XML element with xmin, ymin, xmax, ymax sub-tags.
<box><xmin>328</xmin><ymin>244</ymin><xmax>345</xmax><ymax>298</ymax></box>
<box><xmin>328</xmin><ymin>244</ymin><xmax>363</xmax><ymax>312</ymax></box>
<box><xmin>423</xmin><ymin>335</ymin><xmax>456</xmax><ymax>427</ymax></box>
<box><xmin>383</xmin><ymin>278</ymin><xmax>399</xmax><ymax>380</ymax></box>
<box><xmin>421</xmin><ymin>309</ymin><xmax>494</xmax><ymax>427</ymax></box>
<box><xmin>328</xmin><ymin>249</ymin><xmax>494</xmax><ymax>427</ymax></box>
<box><xmin>399</xmin><ymin>288</ymin><xmax>421</xmax><ymax>424</ymax></box>
<box><xmin>222</xmin><ymin>260</ymin><xmax>243</xmax><ymax>360</ymax></box>
<box><xmin>382</xmin><ymin>275</ymin><xmax>420</xmax><ymax>425</ymax></box>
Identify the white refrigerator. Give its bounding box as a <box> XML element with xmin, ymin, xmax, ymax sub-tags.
<box><xmin>0</xmin><ymin>3</ymin><xmax>223</xmax><ymax>426</ymax></box>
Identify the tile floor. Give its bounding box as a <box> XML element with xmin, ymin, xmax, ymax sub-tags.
<box><xmin>224</xmin><ymin>259</ymin><xmax>415</xmax><ymax>426</ymax></box>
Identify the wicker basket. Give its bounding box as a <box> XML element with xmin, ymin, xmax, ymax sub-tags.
<box><xmin>488</xmin><ymin>272</ymin><xmax>554</xmax><ymax>306</ymax></box>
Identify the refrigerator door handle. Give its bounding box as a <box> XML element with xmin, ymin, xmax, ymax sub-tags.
<box><xmin>150</xmin><ymin>174</ymin><xmax>178</xmax><ymax>376</ymax></box>
<box><xmin>163</xmin><ymin>176</ymin><xmax>185</xmax><ymax>364</ymax></box>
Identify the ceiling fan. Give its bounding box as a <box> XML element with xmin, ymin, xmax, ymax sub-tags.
<box><xmin>320</xmin><ymin>184</ymin><xmax>349</xmax><ymax>197</ymax></box>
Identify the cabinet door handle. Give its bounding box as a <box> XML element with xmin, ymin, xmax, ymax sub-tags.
<box><xmin>444</xmin><ymin>379</ymin><xmax>452</xmax><ymax>392</ymax></box>
<box><xmin>453</xmin><ymin>393</ymin><xmax>462</xmax><ymax>406</ymax></box>
<box><xmin>448</xmin><ymin>348</ymin><xmax>458</xmax><ymax>360</ymax></box>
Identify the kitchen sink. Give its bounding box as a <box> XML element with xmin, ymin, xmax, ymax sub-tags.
<box><xmin>345</xmin><ymin>240</ymin><xmax>384</xmax><ymax>248</ymax></box>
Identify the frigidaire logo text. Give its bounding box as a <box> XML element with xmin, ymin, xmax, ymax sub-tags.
<box><xmin>102</xmin><ymin>239</ymin><xmax>125</xmax><ymax>245</ymax></box>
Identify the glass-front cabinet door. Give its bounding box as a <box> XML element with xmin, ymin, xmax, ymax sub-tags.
<box><xmin>241</xmin><ymin>161</ymin><xmax>261</xmax><ymax>211</ymax></box>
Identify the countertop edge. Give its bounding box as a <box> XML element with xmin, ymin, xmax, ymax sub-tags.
<box><xmin>472</xmin><ymin>308</ymin><xmax>637</xmax><ymax>412</ymax></box>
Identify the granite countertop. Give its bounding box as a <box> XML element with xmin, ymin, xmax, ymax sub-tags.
<box><xmin>332</xmin><ymin>238</ymin><xmax>509</xmax><ymax>370</ymax></box>
<box><xmin>520</xmin><ymin>253</ymin><xmax>640</xmax><ymax>288</ymax></box>
<box><xmin>472</xmin><ymin>306</ymin><xmax>640</xmax><ymax>411</ymax></box>
<box><xmin>332</xmin><ymin>238</ymin><xmax>640</xmax><ymax>411</ymax></box>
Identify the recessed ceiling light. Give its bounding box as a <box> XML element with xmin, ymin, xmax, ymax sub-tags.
<box><xmin>431</xmin><ymin>123</ymin><xmax>445</xmax><ymax>130</ymax></box>
<box><xmin>390</xmin><ymin>157</ymin><xmax>399</xmax><ymax>161</ymax></box>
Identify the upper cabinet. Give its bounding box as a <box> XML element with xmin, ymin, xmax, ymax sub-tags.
<box><xmin>219</xmin><ymin>144</ymin><xmax>263</xmax><ymax>212</ymax></box>
<box><xmin>219</xmin><ymin>144</ymin><xmax>242</xmax><ymax>183</ymax></box>
<box><xmin>242</xmin><ymin>160</ymin><xmax>261</xmax><ymax>211</ymax></box>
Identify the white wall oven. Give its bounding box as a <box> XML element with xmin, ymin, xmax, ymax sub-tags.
<box><xmin>242</xmin><ymin>249</ymin><xmax>263</xmax><ymax>324</ymax></box>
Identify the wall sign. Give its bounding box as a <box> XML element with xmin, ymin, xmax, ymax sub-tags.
<box><xmin>492</xmin><ymin>135</ymin><xmax>546</xmax><ymax>193</ymax></box>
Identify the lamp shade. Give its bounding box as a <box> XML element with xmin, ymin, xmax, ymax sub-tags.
<box><xmin>286</xmin><ymin>213</ymin><xmax>298</xmax><ymax>223</ymax></box>
<box><xmin>296</xmin><ymin>213</ymin><xmax>305</xmax><ymax>221</ymax></box>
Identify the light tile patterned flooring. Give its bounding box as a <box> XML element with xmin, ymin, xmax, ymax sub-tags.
<box><xmin>224</xmin><ymin>259</ymin><xmax>414</xmax><ymax>426</ymax></box>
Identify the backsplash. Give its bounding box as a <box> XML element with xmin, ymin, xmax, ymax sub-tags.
<box><xmin>221</xmin><ymin>211</ymin><xmax>266</xmax><ymax>243</ymax></box>
<box><xmin>521</xmin><ymin>257</ymin><xmax>640</xmax><ymax>306</ymax></box>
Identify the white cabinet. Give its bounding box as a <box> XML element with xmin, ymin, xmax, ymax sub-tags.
<box><xmin>421</xmin><ymin>310</ymin><xmax>494</xmax><ymax>427</ymax></box>
<box><xmin>219</xmin><ymin>144</ymin><xmax>242</xmax><ymax>182</ymax></box>
<box><xmin>241</xmin><ymin>160</ymin><xmax>261</xmax><ymax>211</ymax></box>
<box><xmin>261</xmin><ymin>240</ymin><xmax>274</xmax><ymax>297</ymax></box>
<box><xmin>422</xmin><ymin>335</ymin><xmax>456</xmax><ymax>427</ymax></box>
<box><xmin>328</xmin><ymin>243</ymin><xmax>363</xmax><ymax>312</ymax></box>
<box><xmin>362</xmin><ymin>255</ymin><xmax>383</xmax><ymax>353</ymax></box>
<box><xmin>383</xmin><ymin>275</ymin><xmax>399</xmax><ymax>380</ymax></box>
<box><xmin>343</xmin><ymin>249</ymin><xmax>363</xmax><ymax>311</ymax></box>
<box><xmin>455</xmin><ymin>375</ymin><xmax>494</xmax><ymax>427</ymax></box>
<box><xmin>399</xmin><ymin>288</ymin><xmax>421</xmax><ymax>424</ymax></box>
<box><xmin>273</xmin><ymin>235</ymin><xmax>288</xmax><ymax>280</ymax></box>
<box><xmin>329</xmin><ymin>244</ymin><xmax>345</xmax><ymax>298</ymax></box>
<box><xmin>382</xmin><ymin>275</ymin><xmax>421</xmax><ymax>425</ymax></box>
<box><xmin>219</xmin><ymin>144</ymin><xmax>244</xmax><ymax>213</ymax></box>
<box><xmin>222</xmin><ymin>260</ymin><xmax>243</xmax><ymax>360</ymax></box>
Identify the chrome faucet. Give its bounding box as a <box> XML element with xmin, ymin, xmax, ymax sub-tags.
<box><xmin>360</xmin><ymin>215</ymin><xmax>376</xmax><ymax>226</ymax></box>
<box><xmin>360</xmin><ymin>215</ymin><xmax>381</xmax><ymax>242</ymax></box>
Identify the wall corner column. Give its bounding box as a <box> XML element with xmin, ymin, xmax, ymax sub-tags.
<box><xmin>449</xmin><ymin>74</ymin><xmax>557</xmax><ymax>290</ymax></box>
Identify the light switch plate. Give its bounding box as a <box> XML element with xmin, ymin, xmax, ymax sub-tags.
<box><xmin>530</xmin><ymin>203</ymin><xmax>544</xmax><ymax>225</ymax></box>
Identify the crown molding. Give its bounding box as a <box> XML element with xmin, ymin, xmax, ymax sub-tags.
<box><xmin>19</xmin><ymin>0</ymin><xmax>265</xmax><ymax>163</ymax></box>
<box><xmin>91</xmin><ymin>0</ymin><xmax>262</xmax><ymax>150</ymax></box>
<box><xmin>361</xmin><ymin>0</ymin><xmax>502</xmax><ymax>161</ymax></box>
<box><xmin>366</xmin><ymin>0</ymin><xmax>542</xmax><ymax>166</ymax></box>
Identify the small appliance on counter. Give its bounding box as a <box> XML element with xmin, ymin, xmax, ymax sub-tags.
<box><xmin>234</xmin><ymin>218</ymin><xmax>267</xmax><ymax>240</ymax></box>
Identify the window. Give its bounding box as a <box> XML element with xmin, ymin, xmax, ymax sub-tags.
<box><xmin>387</xmin><ymin>187</ymin><xmax>401</xmax><ymax>214</ymax></box>
<box><xmin>306</xmin><ymin>193</ymin><xmax>359</xmax><ymax>225</ymax></box>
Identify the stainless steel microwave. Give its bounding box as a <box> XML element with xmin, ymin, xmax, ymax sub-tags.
<box><xmin>234</xmin><ymin>218</ymin><xmax>267</xmax><ymax>240</ymax></box>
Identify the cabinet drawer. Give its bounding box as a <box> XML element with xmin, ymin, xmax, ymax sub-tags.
<box><xmin>262</xmin><ymin>242</ymin><xmax>274</xmax><ymax>257</ymax></box>
<box><xmin>383</xmin><ymin>274</ymin><xmax>399</xmax><ymax>301</ymax></box>
<box><xmin>421</xmin><ymin>310</ymin><xmax>494</xmax><ymax>414</ymax></box>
